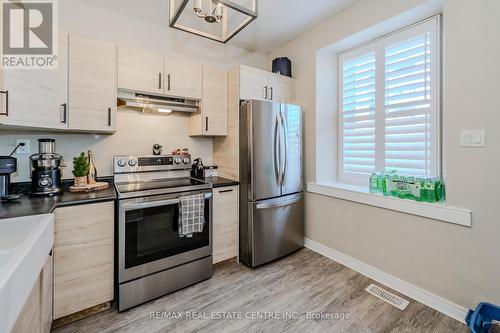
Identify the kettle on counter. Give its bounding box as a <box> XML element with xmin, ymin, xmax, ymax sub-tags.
<box><xmin>191</xmin><ymin>158</ymin><xmax>204</xmax><ymax>179</ymax></box>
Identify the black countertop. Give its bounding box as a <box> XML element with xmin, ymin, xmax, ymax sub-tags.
<box><xmin>203</xmin><ymin>177</ymin><xmax>239</xmax><ymax>188</ymax></box>
<box><xmin>0</xmin><ymin>184</ymin><xmax>116</xmax><ymax>220</ymax></box>
<box><xmin>0</xmin><ymin>177</ymin><xmax>236</xmax><ymax>220</ymax></box>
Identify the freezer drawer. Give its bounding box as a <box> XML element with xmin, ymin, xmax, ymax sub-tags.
<box><xmin>250</xmin><ymin>193</ymin><xmax>304</xmax><ymax>267</ymax></box>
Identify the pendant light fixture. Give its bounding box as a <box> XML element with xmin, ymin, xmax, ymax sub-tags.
<box><xmin>169</xmin><ymin>0</ymin><xmax>258</xmax><ymax>43</ymax></box>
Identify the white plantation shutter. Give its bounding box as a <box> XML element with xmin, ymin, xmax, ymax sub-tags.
<box><xmin>384</xmin><ymin>33</ymin><xmax>433</xmax><ymax>176</ymax></box>
<box><xmin>341</xmin><ymin>53</ymin><xmax>376</xmax><ymax>176</ymax></box>
<box><xmin>338</xmin><ymin>17</ymin><xmax>440</xmax><ymax>185</ymax></box>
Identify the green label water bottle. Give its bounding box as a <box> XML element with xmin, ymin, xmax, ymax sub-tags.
<box><xmin>369</xmin><ymin>173</ymin><xmax>378</xmax><ymax>193</ymax></box>
<box><xmin>377</xmin><ymin>173</ymin><xmax>384</xmax><ymax>193</ymax></box>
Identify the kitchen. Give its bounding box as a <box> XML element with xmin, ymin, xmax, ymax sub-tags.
<box><xmin>1</xmin><ymin>0</ymin><xmax>499</xmax><ymax>333</ymax></box>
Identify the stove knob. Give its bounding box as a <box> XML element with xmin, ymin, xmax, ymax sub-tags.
<box><xmin>117</xmin><ymin>159</ymin><xmax>127</xmax><ymax>167</ymax></box>
<box><xmin>174</xmin><ymin>157</ymin><xmax>182</xmax><ymax>164</ymax></box>
<box><xmin>128</xmin><ymin>159</ymin><xmax>137</xmax><ymax>167</ymax></box>
<box><xmin>182</xmin><ymin>157</ymin><xmax>190</xmax><ymax>164</ymax></box>
<box><xmin>39</xmin><ymin>178</ymin><xmax>52</xmax><ymax>187</ymax></box>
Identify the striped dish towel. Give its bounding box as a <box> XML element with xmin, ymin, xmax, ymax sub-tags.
<box><xmin>178</xmin><ymin>193</ymin><xmax>205</xmax><ymax>237</ymax></box>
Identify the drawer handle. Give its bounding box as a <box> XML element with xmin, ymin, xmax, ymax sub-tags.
<box><xmin>256</xmin><ymin>194</ymin><xmax>301</xmax><ymax>209</ymax></box>
<box><xmin>218</xmin><ymin>189</ymin><xmax>233</xmax><ymax>193</ymax></box>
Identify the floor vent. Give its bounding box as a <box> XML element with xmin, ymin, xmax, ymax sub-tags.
<box><xmin>365</xmin><ymin>284</ymin><xmax>409</xmax><ymax>310</ymax></box>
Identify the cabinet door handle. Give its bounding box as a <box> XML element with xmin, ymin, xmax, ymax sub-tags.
<box><xmin>61</xmin><ymin>103</ymin><xmax>67</xmax><ymax>123</ymax></box>
<box><xmin>108</xmin><ymin>107</ymin><xmax>111</xmax><ymax>126</ymax></box>
<box><xmin>218</xmin><ymin>188</ymin><xmax>233</xmax><ymax>193</ymax></box>
<box><xmin>167</xmin><ymin>74</ymin><xmax>171</xmax><ymax>91</ymax></box>
<box><xmin>205</xmin><ymin>116</ymin><xmax>208</xmax><ymax>132</ymax></box>
<box><xmin>158</xmin><ymin>72</ymin><xmax>162</xmax><ymax>90</ymax></box>
<box><xmin>270</xmin><ymin>87</ymin><xmax>273</xmax><ymax>100</ymax></box>
<box><xmin>0</xmin><ymin>90</ymin><xmax>8</xmax><ymax>116</ymax></box>
<box><xmin>264</xmin><ymin>86</ymin><xmax>268</xmax><ymax>100</ymax></box>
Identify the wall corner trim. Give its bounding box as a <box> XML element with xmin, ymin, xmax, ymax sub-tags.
<box><xmin>304</xmin><ymin>238</ymin><xmax>469</xmax><ymax>323</ymax></box>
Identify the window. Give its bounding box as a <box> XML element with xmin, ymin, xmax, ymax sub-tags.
<box><xmin>338</xmin><ymin>17</ymin><xmax>440</xmax><ymax>186</ymax></box>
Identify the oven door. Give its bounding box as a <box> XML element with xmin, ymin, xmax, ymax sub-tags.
<box><xmin>118</xmin><ymin>190</ymin><xmax>212</xmax><ymax>283</ymax></box>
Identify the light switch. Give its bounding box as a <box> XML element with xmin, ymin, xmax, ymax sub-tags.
<box><xmin>461</xmin><ymin>131</ymin><xmax>472</xmax><ymax>146</ymax></box>
<box><xmin>461</xmin><ymin>129</ymin><xmax>485</xmax><ymax>147</ymax></box>
<box><xmin>472</xmin><ymin>130</ymin><xmax>484</xmax><ymax>147</ymax></box>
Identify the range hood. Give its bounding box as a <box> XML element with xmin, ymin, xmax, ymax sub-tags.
<box><xmin>117</xmin><ymin>90</ymin><xmax>199</xmax><ymax>114</ymax></box>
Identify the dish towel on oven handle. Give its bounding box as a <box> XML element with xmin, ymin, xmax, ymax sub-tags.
<box><xmin>178</xmin><ymin>193</ymin><xmax>205</xmax><ymax>237</ymax></box>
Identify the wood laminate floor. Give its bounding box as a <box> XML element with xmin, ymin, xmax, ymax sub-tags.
<box><xmin>52</xmin><ymin>249</ymin><xmax>468</xmax><ymax>333</ymax></box>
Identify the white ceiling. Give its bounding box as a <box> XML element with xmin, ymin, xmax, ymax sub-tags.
<box><xmin>76</xmin><ymin>0</ymin><xmax>358</xmax><ymax>54</ymax></box>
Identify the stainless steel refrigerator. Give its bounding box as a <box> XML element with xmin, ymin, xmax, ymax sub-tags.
<box><xmin>239</xmin><ymin>100</ymin><xmax>304</xmax><ymax>267</ymax></box>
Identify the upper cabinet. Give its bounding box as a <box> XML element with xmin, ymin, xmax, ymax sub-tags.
<box><xmin>268</xmin><ymin>74</ymin><xmax>292</xmax><ymax>104</ymax></box>
<box><xmin>117</xmin><ymin>47</ymin><xmax>164</xmax><ymax>95</ymax></box>
<box><xmin>1</xmin><ymin>35</ymin><xmax>290</xmax><ymax>136</ymax></box>
<box><xmin>117</xmin><ymin>47</ymin><xmax>202</xmax><ymax>100</ymax></box>
<box><xmin>212</xmin><ymin>65</ymin><xmax>295</xmax><ymax>180</ymax></box>
<box><xmin>0</xmin><ymin>71</ymin><xmax>4</xmax><ymax>119</ymax></box>
<box><xmin>0</xmin><ymin>33</ymin><xmax>69</xmax><ymax>130</ymax></box>
<box><xmin>68</xmin><ymin>35</ymin><xmax>117</xmax><ymax>132</ymax></box>
<box><xmin>0</xmin><ymin>33</ymin><xmax>117</xmax><ymax>133</ymax></box>
<box><xmin>189</xmin><ymin>65</ymin><xmax>227</xmax><ymax>137</ymax></box>
<box><xmin>164</xmin><ymin>57</ymin><xmax>202</xmax><ymax>99</ymax></box>
<box><xmin>240</xmin><ymin>65</ymin><xmax>269</xmax><ymax>101</ymax></box>
<box><xmin>239</xmin><ymin>65</ymin><xmax>293</xmax><ymax>104</ymax></box>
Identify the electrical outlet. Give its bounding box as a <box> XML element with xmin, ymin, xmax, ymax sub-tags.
<box><xmin>15</xmin><ymin>139</ymin><xmax>30</xmax><ymax>154</ymax></box>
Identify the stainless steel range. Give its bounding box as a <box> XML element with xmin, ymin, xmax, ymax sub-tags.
<box><xmin>114</xmin><ymin>154</ymin><xmax>213</xmax><ymax>311</ymax></box>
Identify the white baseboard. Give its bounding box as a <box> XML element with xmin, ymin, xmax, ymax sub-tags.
<box><xmin>304</xmin><ymin>238</ymin><xmax>468</xmax><ymax>323</ymax></box>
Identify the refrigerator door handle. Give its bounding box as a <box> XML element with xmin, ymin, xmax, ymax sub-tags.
<box><xmin>280</xmin><ymin>108</ymin><xmax>288</xmax><ymax>185</ymax></box>
<box><xmin>274</xmin><ymin>114</ymin><xmax>281</xmax><ymax>185</ymax></box>
<box><xmin>255</xmin><ymin>194</ymin><xmax>302</xmax><ymax>209</ymax></box>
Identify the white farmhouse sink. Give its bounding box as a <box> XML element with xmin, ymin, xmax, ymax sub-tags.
<box><xmin>0</xmin><ymin>214</ymin><xmax>54</xmax><ymax>333</ymax></box>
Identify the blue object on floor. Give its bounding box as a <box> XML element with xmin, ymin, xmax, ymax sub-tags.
<box><xmin>466</xmin><ymin>302</ymin><xmax>500</xmax><ymax>333</ymax></box>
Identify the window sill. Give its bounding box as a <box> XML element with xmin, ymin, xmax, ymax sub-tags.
<box><xmin>307</xmin><ymin>182</ymin><xmax>472</xmax><ymax>227</ymax></box>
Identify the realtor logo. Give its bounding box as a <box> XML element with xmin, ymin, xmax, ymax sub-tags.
<box><xmin>1</xmin><ymin>0</ymin><xmax>58</xmax><ymax>69</ymax></box>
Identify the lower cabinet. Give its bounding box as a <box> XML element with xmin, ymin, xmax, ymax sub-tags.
<box><xmin>53</xmin><ymin>201</ymin><xmax>114</xmax><ymax>319</ymax></box>
<box><xmin>40</xmin><ymin>254</ymin><xmax>53</xmax><ymax>333</ymax></box>
<box><xmin>12</xmin><ymin>253</ymin><xmax>53</xmax><ymax>333</ymax></box>
<box><xmin>213</xmin><ymin>185</ymin><xmax>239</xmax><ymax>263</ymax></box>
<box><xmin>12</xmin><ymin>276</ymin><xmax>41</xmax><ymax>333</ymax></box>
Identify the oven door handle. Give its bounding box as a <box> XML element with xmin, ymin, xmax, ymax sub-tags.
<box><xmin>120</xmin><ymin>193</ymin><xmax>213</xmax><ymax>211</ymax></box>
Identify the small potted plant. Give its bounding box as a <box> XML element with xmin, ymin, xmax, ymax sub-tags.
<box><xmin>72</xmin><ymin>152</ymin><xmax>90</xmax><ymax>187</ymax></box>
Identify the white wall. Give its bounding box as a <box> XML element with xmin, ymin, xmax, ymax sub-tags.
<box><xmin>0</xmin><ymin>0</ymin><xmax>267</xmax><ymax>182</ymax></box>
<box><xmin>268</xmin><ymin>0</ymin><xmax>500</xmax><ymax>309</ymax></box>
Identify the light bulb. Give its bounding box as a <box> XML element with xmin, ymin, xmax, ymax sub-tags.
<box><xmin>215</xmin><ymin>3</ymin><xmax>223</xmax><ymax>21</ymax></box>
<box><xmin>158</xmin><ymin>109</ymin><xmax>172</xmax><ymax>114</ymax></box>
<box><xmin>193</xmin><ymin>0</ymin><xmax>202</xmax><ymax>13</ymax></box>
